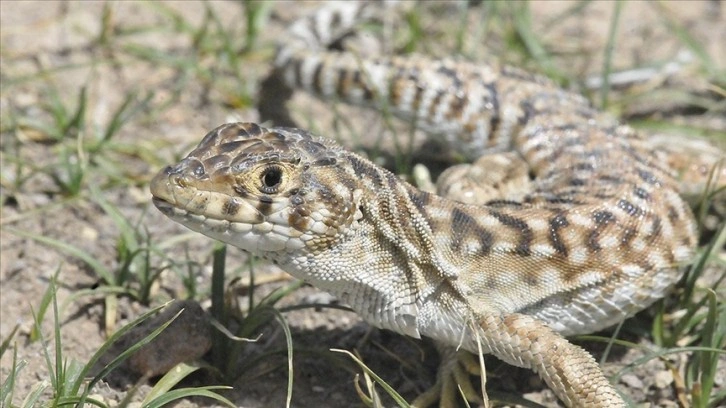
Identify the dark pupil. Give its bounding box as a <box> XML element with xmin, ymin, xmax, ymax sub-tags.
<box><xmin>263</xmin><ymin>168</ymin><xmax>282</xmax><ymax>188</ymax></box>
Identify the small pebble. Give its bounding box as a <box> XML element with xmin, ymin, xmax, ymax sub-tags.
<box><xmin>654</xmin><ymin>370</ymin><xmax>673</xmax><ymax>389</ymax></box>
<box><xmin>620</xmin><ymin>373</ymin><xmax>644</xmax><ymax>389</ymax></box>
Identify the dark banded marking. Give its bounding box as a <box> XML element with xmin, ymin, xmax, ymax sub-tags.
<box><xmin>427</xmin><ymin>90</ymin><xmax>446</xmax><ymax>119</ymax></box>
<box><xmin>450</xmin><ymin>207</ymin><xmax>494</xmax><ymax>256</ymax></box>
<box><xmin>568</xmin><ymin>178</ymin><xmax>586</xmax><ymax>187</ymax></box>
<box><xmin>483</xmin><ymin>82</ymin><xmax>501</xmax><ymax>138</ymax></box>
<box><xmin>548</xmin><ymin>213</ymin><xmax>569</xmax><ymax>256</ymax></box>
<box><xmin>388</xmin><ymin>67</ymin><xmax>406</xmax><ymax>107</ymax></box>
<box><xmin>573</xmin><ymin>162</ymin><xmax>595</xmax><ymax>171</ymax></box>
<box><xmin>412</xmin><ymin>82</ymin><xmax>425</xmax><ymax>113</ymax></box>
<box><xmin>354</xmin><ymin>69</ymin><xmax>374</xmax><ymax>100</ymax></box>
<box><xmin>312</xmin><ymin>62</ymin><xmax>325</xmax><ymax>94</ymax></box>
<box><xmin>667</xmin><ymin>206</ymin><xmax>680</xmax><ymax>222</ymax></box>
<box><xmin>542</xmin><ymin>196</ymin><xmax>580</xmax><ymax>205</ymax></box>
<box><xmin>617</xmin><ymin>199</ymin><xmax>643</xmax><ymax>217</ymax></box>
<box><xmin>620</xmin><ymin>227</ymin><xmax>637</xmax><ymax>248</ymax></box>
<box><xmin>588</xmin><ymin>210</ymin><xmax>617</xmax><ymax>252</ymax></box>
<box><xmin>336</xmin><ymin>68</ymin><xmax>349</xmax><ymax>98</ymax></box>
<box><xmin>329</xmin><ymin>6</ymin><xmax>342</xmax><ymax>29</ymax></box>
<box><xmin>587</xmin><ymin>230</ymin><xmax>602</xmax><ymax>252</ymax></box>
<box><xmin>408</xmin><ymin>190</ymin><xmax>431</xmax><ymax>217</ymax></box>
<box><xmin>448</xmin><ymin>94</ymin><xmax>467</xmax><ymax>121</ymax></box>
<box><xmin>385</xmin><ymin>169</ymin><xmax>400</xmax><ymax>191</ymax></box>
<box><xmin>646</xmin><ymin>216</ymin><xmax>662</xmax><ymax>242</ymax></box>
<box><xmin>593</xmin><ymin>210</ymin><xmax>616</xmax><ymax>226</ymax></box>
<box><xmin>482</xmin><ymin>275</ymin><xmax>501</xmax><ymax>290</ymax></box>
<box><xmin>490</xmin><ymin>210</ymin><xmax>532</xmax><ymax>256</ymax></box>
<box><xmin>486</xmin><ymin>199</ymin><xmax>523</xmax><ymax>208</ymax></box>
<box><xmin>633</xmin><ymin>187</ymin><xmax>650</xmax><ymax>201</ymax></box>
<box><xmin>436</xmin><ymin>65</ymin><xmax>463</xmax><ymax>89</ymax></box>
<box><xmin>293</xmin><ymin>58</ymin><xmax>306</xmax><ymax>88</ymax></box>
<box><xmin>518</xmin><ymin>99</ymin><xmax>536</xmax><ymax>125</ymax></box>
<box><xmin>637</xmin><ymin>169</ymin><xmax>660</xmax><ymax>185</ymax></box>
<box><xmin>348</xmin><ymin>155</ymin><xmax>384</xmax><ymax>186</ymax></box>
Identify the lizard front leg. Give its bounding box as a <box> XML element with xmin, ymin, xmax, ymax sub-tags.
<box><xmin>475</xmin><ymin>311</ymin><xmax>625</xmax><ymax>408</ymax></box>
<box><xmin>414</xmin><ymin>309</ymin><xmax>625</xmax><ymax>408</ymax></box>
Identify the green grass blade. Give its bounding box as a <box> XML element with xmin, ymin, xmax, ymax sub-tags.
<box><xmin>267</xmin><ymin>307</ymin><xmax>294</xmax><ymax>408</ymax></box>
<box><xmin>29</xmin><ymin>285</ymin><xmax>60</xmax><ymax>401</ymax></box>
<box><xmin>256</xmin><ymin>279</ymin><xmax>306</xmax><ymax>308</ymax></box>
<box><xmin>64</xmin><ymin>86</ymin><xmax>87</xmax><ymax>138</ymax></box>
<box><xmin>19</xmin><ymin>380</ymin><xmax>49</xmax><ymax>408</ymax></box>
<box><xmin>689</xmin><ymin>290</ymin><xmax>724</xmax><ymax>408</ymax></box>
<box><xmin>0</xmin><ymin>324</ymin><xmax>20</xmax><ymax>359</ymax></box>
<box><xmin>141</xmin><ymin>361</ymin><xmax>213</xmax><ymax>404</ymax></box>
<box><xmin>30</xmin><ymin>266</ymin><xmax>61</xmax><ymax>342</ymax></box>
<box><xmin>599</xmin><ymin>0</ymin><xmax>624</xmax><ymax>110</ymax></box>
<box><xmin>98</xmin><ymin>90</ymin><xmax>155</xmax><ymax>147</ymax></box>
<box><xmin>68</xmin><ymin>302</ymin><xmax>169</xmax><ymax>396</ymax></box>
<box><xmin>142</xmin><ymin>386</ymin><xmax>235</xmax><ymax>408</ymax></box>
<box><xmin>90</xmin><ymin>185</ymin><xmax>139</xmax><ymax>251</ymax></box>
<box><xmin>210</xmin><ymin>242</ymin><xmax>228</xmax><ymax>370</ymax></box>
<box><xmin>51</xmin><ymin>276</ymin><xmax>68</xmax><ymax>401</ymax></box>
<box><xmin>55</xmin><ymin>395</ymin><xmax>108</xmax><ymax>407</ymax></box>
<box><xmin>332</xmin><ymin>349</ymin><xmax>410</xmax><ymax>407</ymax></box>
<box><xmin>59</xmin><ymin>286</ymin><xmax>130</xmax><ymax>319</ymax></box>
<box><xmin>79</xmin><ymin>307</ymin><xmax>178</xmax><ymax>395</ymax></box>
<box><xmin>1</xmin><ymin>347</ymin><xmax>25</xmax><ymax>406</ymax></box>
<box><xmin>59</xmin><ymin>359</ymin><xmax>85</xmax><ymax>400</ymax></box>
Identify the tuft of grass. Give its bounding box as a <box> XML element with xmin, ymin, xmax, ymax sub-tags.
<box><xmin>125</xmin><ymin>1</ymin><xmax>265</xmax><ymax>111</ymax></box>
<box><xmin>1</xmin><ymin>275</ymin><xmax>235</xmax><ymax>408</ymax></box>
<box><xmin>5</xmin><ymin>81</ymin><xmax>155</xmax><ymax>198</ymax></box>
<box><xmin>334</xmin><ymin>349</ymin><xmax>409</xmax><ymax>408</ymax></box>
<box><xmin>5</xmin><ymin>191</ymin><xmax>209</xmax><ymax>337</ymax></box>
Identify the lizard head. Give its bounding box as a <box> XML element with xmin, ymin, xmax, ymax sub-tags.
<box><xmin>150</xmin><ymin>122</ymin><xmax>363</xmax><ymax>258</ymax></box>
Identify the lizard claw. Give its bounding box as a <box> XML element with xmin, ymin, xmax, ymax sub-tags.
<box><xmin>412</xmin><ymin>346</ymin><xmax>486</xmax><ymax>408</ymax></box>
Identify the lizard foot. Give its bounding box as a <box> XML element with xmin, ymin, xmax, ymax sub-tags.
<box><xmin>411</xmin><ymin>346</ymin><xmax>486</xmax><ymax>408</ymax></box>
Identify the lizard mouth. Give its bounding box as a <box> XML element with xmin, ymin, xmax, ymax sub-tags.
<box><xmin>150</xmin><ymin>165</ymin><xmax>307</xmax><ymax>254</ymax></box>
<box><xmin>149</xmin><ymin>165</ymin><xmax>183</xmax><ymax>210</ymax></box>
<box><xmin>151</xmin><ymin>196</ymin><xmax>175</xmax><ymax>216</ymax></box>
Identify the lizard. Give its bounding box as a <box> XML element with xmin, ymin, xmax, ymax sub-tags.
<box><xmin>150</xmin><ymin>2</ymin><xmax>722</xmax><ymax>407</ymax></box>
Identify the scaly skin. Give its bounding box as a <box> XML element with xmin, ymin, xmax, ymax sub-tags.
<box><xmin>151</xmin><ymin>119</ymin><xmax>696</xmax><ymax>407</ymax></box>
<box><xmin>150</xmin><ymin>2</ymin><xmax>717</xmax><ymax>407</ymax></box>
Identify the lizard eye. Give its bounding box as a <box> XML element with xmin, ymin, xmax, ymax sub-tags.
<box><xmin>259</xmin><ymin>165</ymin><xmax>284</xmax><ymax>194</ymax></box>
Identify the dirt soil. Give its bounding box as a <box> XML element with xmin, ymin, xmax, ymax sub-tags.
<box><xmin>1</xmin><ymin>1</ymin><xmax>724</xmax><ymax>408</ymax></box>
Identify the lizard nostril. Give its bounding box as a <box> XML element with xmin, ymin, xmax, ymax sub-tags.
<box><xmin>171</xmin><ymin>174</ymin><xmax>191</xmax><ymax>188</ymax></box>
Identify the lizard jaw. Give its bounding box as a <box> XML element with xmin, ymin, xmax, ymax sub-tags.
<box><xmin>150</xmin><ymin>168</ymin><xmax>307</xmax><ymax>254</ymax></box>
